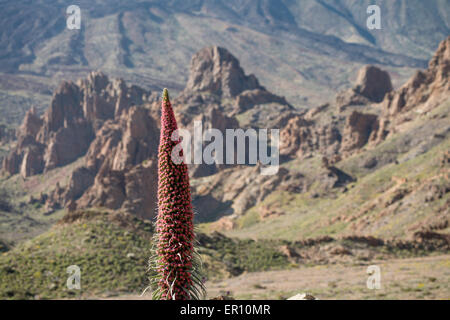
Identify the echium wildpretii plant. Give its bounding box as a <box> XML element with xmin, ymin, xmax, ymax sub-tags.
<box><xmin>148</xmin><ymin>88</ymin><xmax>205</xmax><ymax>300</ymax></box>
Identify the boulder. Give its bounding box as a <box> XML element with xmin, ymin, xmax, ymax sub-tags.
<box><xmin>336</xmin><ymin>65</ymin><xmax>392</xmax><ymax>109</ymax></box>
<box><xmin>354</xmin><ymin>65</ymin><xmax>393</xmax><ymax>102</ymax></box>
<box><xmin>184</xmin><ymin>46</ymin><xmax>262</xmax><ymax>98</ymax></box>
<box><xmin>287</xmin><ymin>293</ymin><xmax>317</xmax><ymax>300</ymax></box>
<box><xmin>341</xmin><ymin>111</ymin><xmax>379</xmax><ymax>154</ymax></box>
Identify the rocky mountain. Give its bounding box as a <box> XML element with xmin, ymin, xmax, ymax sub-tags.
<box><xmin>0</xmin><ymin>30</ymin><xmax>448</xmax><ymax>301</ymax></box>
<box><xmin>192</xmin><ymin>37</ymin><xmax>450</xmax><ymax>230</ymax></box>
<box><xmin>2</xmin><ymin>72</ymin><xmax>159</xmax><ymax>177</ymax></box>
<box><xmin>2</xmin><ymin>37</ymin><xmax>448</xmax><ymax>235</ymax></box>
<box><xmin>1</xmin><ymin>45</ymin><xmax>293</xmax><ymax>220</ymax></box>
<box><xmin>1</xmin><ymin>0</ymin><xmax>449</xmax><ymax>126</ymax></box>
<box><xmin>223</xmin><ymin>37</ymin><xmax>449</xmax><ymax>241</ymax></box>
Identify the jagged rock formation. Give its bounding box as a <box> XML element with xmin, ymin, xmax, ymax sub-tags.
<box><xmin>19</xmin><ymin>107</ymin><xmax>42</xmax><ymax>139</ymax></box>
<box><xmin>172</xmin><ymin>46</ymin><xmax>294</xmax><ymax>177</ymax></box>
<box><xmin>1</xmin><ymin>71</ymin><xmax>161</xmax><ymax>219</ymax></box>
<box><xmin>281</xmin><ymin>37</ymin><xmax>449</xmax><ymax>163</ymax></box>
<box><xmin>2</xmin><ymin>71</ymin><xmax>158</xmax><ymax>178</ymax></box>
<box><xmin>2</xmin><ymin>107</ymin><xmax>44</xmax><ymax>176</ymax></box>
<box><xmin>336</xmin><ymin>65</ymin><xmax>393</xmax><ymax>110</ymax></box>
<box><xmin>280</xmin><ymin>115</ymin><xmax>341</xmax><ymax>160</ymax></box>
<box><xmin>3</xmin><ymin>38</ymin><xmax>449</xmax><ymax>226</ymax></box>
<box><xmin>341</xmin><ymin>111</ymin><xmax>379</xmax><ymax>155</ymax></box>
<box><xmin>185</xmin><ymin>46</ymin><xmax>262</xmax><ymax>98</ymax></box>
<box><xmin>74</xmin><ymin>106</ymin><xmax>159</xmax><ymax>219</ymax></box>
<box><xmin>2</xmin><ymin>46</ymin><xmax>295</xmax><ymax>220</ymax></box>
<box><xmin>176</xmin><ymin>46</ymin><xmax>293</xmax><ymax>123</ymax></box>
<box><xmin>371</xmin><ymin>36</ymin><xmax>450</xmax><ymax>144</ymax></box>
<box><xmin>43</xmin><ymin>105</ymin><xmax>160</xmax><ymax>219</ymax></box>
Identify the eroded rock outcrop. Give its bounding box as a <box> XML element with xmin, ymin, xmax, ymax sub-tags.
<box><xmin>371</xmin><ymin>36</ymin><xmax>450</xmax><ymax>144</ymax></box>
<box><xmin>19</xmin><ymin>107</ymin><xmax>42</xmax><ymax>139</ymax></box>
<box><xmin>185</xmin><ymin>46</ymin><xmax>263</xmax><ymax>98</ymax></box>
<box><xmin>336</xmin><ymin>65</ymin><xmax>393</xmax><ymax>110</ymax></box>
<box><xmin>2</xmin><ymin>71</ymin><xmax>156</xmax><ymax>178</ymax></box>
<box><xmin>177</xmin><ymin>46</ymin><xmax>292</xmax><ymax>123</ymax></box>
<box><xmin>67</xmin><ymin>106</ymin><xmax>159</xmax><ymax>219</ymax></box>
<box><xmin>279</xmin><ymin>115</ymin><xmax>341</xmax><ymax>160</ymax></box>
<box><xmin>341</xmin><ymin>111</ymin><xmax>379</xmax><ymax>155</ymax></box>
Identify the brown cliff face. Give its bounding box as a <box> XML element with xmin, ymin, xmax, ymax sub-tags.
<box><xmin>370</xmin><ymin>36</ymin><xmax>450</xmax><ymax>144</ymax></box>
<box><xmin>2</xmin><ymin>71</ymin><xmax>156</xmax><ymax>178</ymax></box>
<box><xmin>341</xmin><ymin>111</ymin><xmax>379</xmax><ymax>155</ymax></box>
<box><xmin>336</xmin><ymin>65</ymin><xmax>393</xmax><ymax>110</ymax></box>
<box><xmin>279</xmin><ymin>115</ymin><xmax>341</xmax><ymax>161</ymax></box>
<box><xmin>184</xmin><ymin>46</ymin><xmax>262</xmax><ymax>98</ymax></box>
<box><xmin>177</xmin><ymin>46</ymin><xmax>292</xmax><ymax>123</ymax></box>
<box><xmin>67</xmin><ymin>106</ymin><xmax>159</xmax><ymax>219</ymax></box>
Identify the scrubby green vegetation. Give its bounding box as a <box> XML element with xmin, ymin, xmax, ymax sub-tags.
<box><xmin>0</xmin><ymin>210</ymin><xmax>293</xmax><ymax>299</ymax></box>
<box><xmin>0</xmin><ymin>210</ymin><xmax>153</xmax><ymax>299</ymax></box>
<box><xmin>226</xmin><ymin>113</ymin><xmax>450</xmax><ymax>241</ymax></box>
<box><xmin>198</xmin><ymin>233</ymin><xmax>289</xmax><ymax>277</ymax></box>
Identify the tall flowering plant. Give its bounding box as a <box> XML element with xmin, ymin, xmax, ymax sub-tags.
<box><xmin>149</xmin><ymin>88</ymin><xmax>205</xmax><ymax>300</ymax></box>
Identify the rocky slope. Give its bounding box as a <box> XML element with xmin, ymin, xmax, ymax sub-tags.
<box><xmin>199</xmin><ymin>37</ymin><xmax>449</xmax><ymax>231</ymax></box>
<box><xmin>370</xmin><ymin>36</ymin><xmax>450</xmax><ymax>145</ymax></box>
<box><xmin>1</xmin><ymin>37</ymin><xmax>449</xmax><ymax>242</ymax></box>
<box><xmin>0</xmin><ymin>35</ymin><xmax>448</xmax><ymax>302</ymax></box>
<box><xmin>1</xmin><ymin>0</ymin><xmax>448</xmax><ymax>122</ymax></box>
<box><xmin>1</xmin><ymin>46</ymin><xmax>292</xmax><ymax>220</ymax></box>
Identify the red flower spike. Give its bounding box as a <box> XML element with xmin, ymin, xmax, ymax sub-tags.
<box><xmin>153</xmin><ymin>88</ymin><xmax>201</xmax><ymax>300</ymax></box>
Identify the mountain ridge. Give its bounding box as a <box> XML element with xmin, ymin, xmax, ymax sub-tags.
<box><xmin>1</xmin><ymin>0</ymin><xmax>448</xmax><ymax>121</ymax></box>
<box><xmin>1</xmin><ymin>37</ymin><xmax>448</xmax><ymax>242</ymax></box>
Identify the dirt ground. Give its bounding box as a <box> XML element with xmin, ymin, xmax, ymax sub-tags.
<box><xmin>205</xmin><ymin>254</ymin><xmax>450</xmax><ymax>300</ymax></box>
<box><xmin>103</xmin><ymin>254</ymin><xmax>449</xmax><ymax>300</ymax></box>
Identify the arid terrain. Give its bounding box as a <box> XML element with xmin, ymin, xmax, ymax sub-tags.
<box><xmin>1</xmin><ymin>0</ymin><xmax>449</xmax><ymax>125</ymax></box>
<box><xmin>206</xmin><ymin>255</ymin><xmax>450</xmax><ymax>300</ymax></box>
<box><xmin>0</xmin><ymin>1</ymin><xmax>449</xmax><ymax>300</ymax></box>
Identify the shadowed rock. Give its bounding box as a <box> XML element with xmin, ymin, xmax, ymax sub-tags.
<box><xmin>336</xmin><ymin>65</ymin><xmax>393</xmax><ymax>109</ymax></box>
<box><xmin>184</xmin><ymin>46</ymin><xmax>262</xmax><ymax>98</ymax></box>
